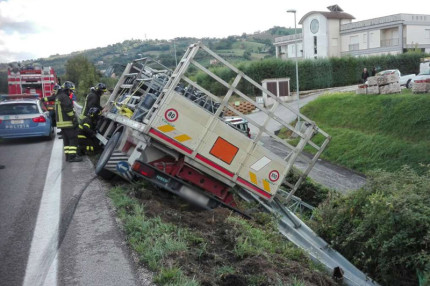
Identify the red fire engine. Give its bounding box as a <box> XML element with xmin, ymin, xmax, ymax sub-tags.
<box><xmin>8</xmin><ymin>64</ymin><xmax>58</xmax><ymax>110</ymax></box>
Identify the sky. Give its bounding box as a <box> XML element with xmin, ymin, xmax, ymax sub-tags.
<box><xmin>0</xmin><ymin>0</ymin><xmax>429</xmax><ymax>63</ymax></box>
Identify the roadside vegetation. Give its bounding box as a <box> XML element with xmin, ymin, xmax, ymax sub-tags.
<box><xmin>291</xmin><ymin>88</ymin><xmax>430</xmax><ymax>174</ymax></box>
<box><xmin>108</xmin><ymin>182</ymin><xmax>334</xmax><ymax>286</ymax></box>
<box><xmin>309</xmin><ymin>167</ymin><xmax>430</xmax><ymax>285</ymax></box>
<box><xmin>282</xmin><ymin>88</ymin><xmax>430</xmax><ymax>285</ymax></box>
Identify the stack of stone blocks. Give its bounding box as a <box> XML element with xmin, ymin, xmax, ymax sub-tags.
<box><xmin>356</xmin><ymin>72</ymin><xmax>401</xmax><ymax>95</ymax></box>
<box><xmin>412</xmin><ymin>79</ymin><xmax>430</xmax><ymax>93</ymax></box>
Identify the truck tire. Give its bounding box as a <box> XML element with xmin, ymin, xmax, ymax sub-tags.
<box><xmin>95</xmin><ymin>131</ymin><xmax>122</xmax><ymax>179</ymax></box>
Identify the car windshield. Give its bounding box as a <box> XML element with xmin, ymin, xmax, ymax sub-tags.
<box><xmin>0</xmin><ymin>103</ymin><xmax>39</xmax><ymax>115</ymax></box>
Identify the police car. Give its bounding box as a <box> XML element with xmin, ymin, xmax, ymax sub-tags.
<box><xmin>0</xmin><ymin>94</ymin><xmax>54</xmax><ymax>140</ymax></box>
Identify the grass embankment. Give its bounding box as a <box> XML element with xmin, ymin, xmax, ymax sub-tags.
<box><xmin>298</xmin><ymin>89</ymin><xmax>430</xmax><ymax>174</ymax></box>
<box><xmin>108</xmin><ymin>184</ymin><xmax>333</xmax><ymax>286</ymax></box>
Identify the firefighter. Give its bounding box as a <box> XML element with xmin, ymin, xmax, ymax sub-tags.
<box><xmin>78</xmin><ymin>107</ymin><xmax>101</xmax><ymax>155</ymax></box>
<box><xmin>80</xmin><ymin>83</ymin><xmax>107</xmax><ymax>121</ymax></box>
<box><xmin>50</xmin><ymin>84</ymin><xmax>61</xmax><ymax>128</ymax></box>
<box><xmin>42</xmin><ymin>81</ymin><xmax>82</xmax><ymax>162</ymax></box>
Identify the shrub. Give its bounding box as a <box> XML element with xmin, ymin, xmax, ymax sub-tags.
<box><xmin>311</xmin><ymin>167</ymin><xmax>430</xmax><ymax>285</ymax></box>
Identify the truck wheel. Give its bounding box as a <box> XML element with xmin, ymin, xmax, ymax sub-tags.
<box><xmin>95</xmin><ymin>131</ymin><xmax>122</xmax><ymax>179</ymax></box>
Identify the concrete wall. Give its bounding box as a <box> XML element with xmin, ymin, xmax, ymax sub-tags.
<box><xmin>287</xmin><ymin>42</ymin><xmax>303</xmax><ymax>58</ymax></box>
<box><xmin>302</xmin><ymin>13</ymin><xmax>328</xmax><ymax>59</ymax></box>
<box><xmin>406</xmin><ymin>25</ymin><xmax>430</xmax><ymax>46</ymax></box>
<box><xmin>327</xmin><ymin>19</ymin><xmax>341</xmax><ymax>57</ymax></box>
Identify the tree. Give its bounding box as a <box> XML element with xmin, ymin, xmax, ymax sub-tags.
<box><xmin>64</xmin><ymin>55</ymin><xmax>100</xmax><ymax>101</ymax></box>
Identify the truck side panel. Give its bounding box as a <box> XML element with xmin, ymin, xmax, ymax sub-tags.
<box><xmin>148</xmin><ymin>90</ymin><xmax>286</xmax><ymax>199</ymax></box>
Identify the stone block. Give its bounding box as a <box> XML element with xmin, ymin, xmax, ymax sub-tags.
<box><xmin>412</xmin><ymin>82</ymin><xmax>428</xmax><ymax>93</ymax></box>
<box><xmin>367</xmin><ymin>85</ymin><xmax>379</xmax><ymax>95</ymax></box>
<box><xmin>356</xmin><ymin>85</ymin><xmax>367</xmax><ymax>94</ymax></box>
<box><xmin>377</xmin><ymin>73</ymin><xmax>399</xmax><ymax>86</ymax></box>
<box><xmin>380</xmin><ymin>83</ymin><xmax>401</xmax><ymax>94</ymax></box>
<box><xmin>367</xmin><ymin>76</ymin><xmax>378</xmax><ymax>86</ymax></box>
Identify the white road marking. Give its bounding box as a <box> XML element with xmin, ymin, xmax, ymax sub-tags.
<box><xmin>23</xmin><ymin>137</ymin><xmax>62</xmax><ymax>286</ymax></box>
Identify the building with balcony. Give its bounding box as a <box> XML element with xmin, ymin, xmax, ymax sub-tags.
<box><xmin>274</xmin><ymin>5</ymin><xmax>430</xmax><ymax>60</ymax></box>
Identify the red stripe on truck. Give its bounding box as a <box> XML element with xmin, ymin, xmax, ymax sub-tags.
<box><xmin>237</xmin><ymin>177</ymin><xmax>272</xmax><ymax>199</ymax></box>
<box><xmin>149</xmin><ymin>128</ymin><xmax>192</xmax><ymax>154</ymax></box>
<box><xmin>195</xmin><ymin>154</ymin><xmax>235</xmax><ymax>177</ymax></box>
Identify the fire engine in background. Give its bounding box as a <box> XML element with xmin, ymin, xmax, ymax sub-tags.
<box><xmin>7</xmin><ymin>64</ymin><xmax>59</xmax><ymax>112</ymax></box>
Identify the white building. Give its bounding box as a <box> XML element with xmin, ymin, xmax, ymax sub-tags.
<box><xmin>274</xmin><ymin>5</ymin><xmax>430</xmax><ymax>60</ymax></box>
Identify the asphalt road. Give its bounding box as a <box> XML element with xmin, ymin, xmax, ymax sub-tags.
<box><xmin>0</xmin><ymin>135</ymin><xmax>149</xmax><ymax>286</ymax></box>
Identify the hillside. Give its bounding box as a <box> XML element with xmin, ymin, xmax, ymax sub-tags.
<box><xmin>299</xmin><ymin>88</ymin><xmax>430</xmax><ymax>174</ymax></box>
<box><xmin>0</xmin><ymin>26</ymin><xmax>300</xmax><ymax>93</ymax></box>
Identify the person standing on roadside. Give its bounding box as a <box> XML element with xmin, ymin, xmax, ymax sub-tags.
<box><xmin>371</xmin><ymin>67</ymin><xmax>377</xmax><ymax>76</ymax></box>
<box><xmin>361</xmin><ymin>68</ymin><xmax>369</xmax><ymax>83</ymax></box>
<box><xmin>80</xmin><ymin>83</ymin><xmax>107</xmax><ymax>121</ymax></box>
<box><xmin>42</xmin><ymin>81</ymin><xmax>82</xmax><ymax>162</ymax></box>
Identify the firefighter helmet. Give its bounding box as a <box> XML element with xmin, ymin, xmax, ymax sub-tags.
<box><xmin>62</xmin><ymin>81</ymin><xmax>75</xmax><ymax>91</ymax></box>
<box><xmin>95</xmin><ymin>83</ymin><xmax>107</xmax><ymax>93</ymax></box>
<box><xmin>53</xmin><ymin>84</ymin><xmax>61</xmax><ymax>94</ymax></box>
<box><xmin>88</xmin><ymin>107</ymin><xmax>101</xmax><ymax>118</ymax></box>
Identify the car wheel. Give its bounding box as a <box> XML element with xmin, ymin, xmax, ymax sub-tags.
<box><xmin>95</xmin><ymin>131</ymin><xmax>122</xmax><ymax>180</ymax></box>
<box><xmin>406</xmin><ymin>79</ymin><xmax>412</xmax><ymax>89</ymax></box>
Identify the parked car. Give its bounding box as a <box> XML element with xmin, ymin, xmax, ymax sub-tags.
<box><xmin>0</xmin><ymin>94</ymin><xmax>54</xmax><ymax>140</ymax></box>
<box><xmin>376</xmin><ymin>69</ymin><xmax>416</xmax><ymax>88</ymax></box>
<box><xmin>411</xmin><ymin>70</ymin><xmax>430</xmax><ymax>87</ymax></box>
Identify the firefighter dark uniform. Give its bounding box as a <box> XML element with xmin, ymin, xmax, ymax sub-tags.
<box><xmin>43</xmin><ymin>81</ymin><xmax>82</xmax><ymax>162</ymax></box>
<box><xmin>78</xmin><ymin>107</ymin><xmax>101</xmax><ymax>155</ymax></box>
<box><xmin>80</xmin><ymin>83</ymin><xmax>107</xmax><ymax>121</ymax></box>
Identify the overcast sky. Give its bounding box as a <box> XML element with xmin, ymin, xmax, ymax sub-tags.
<box><xmin>0</xmin><ymin>0</ymin><xmax>428</xmax><ymax>63</ymax></box>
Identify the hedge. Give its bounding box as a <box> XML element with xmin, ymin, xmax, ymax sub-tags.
<box><xmin>195</xmin><ymin>52</ymin><xmax>428</xmax><ymax>96</ymax></box>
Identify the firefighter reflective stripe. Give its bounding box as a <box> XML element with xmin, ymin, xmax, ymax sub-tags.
<box><xmin>78</xmin><ymin>135</ymin><xmax>87</xmax><ymax>139</ymax></box>
<box><xmin>64</xmin><ymin>146</ymin><xmax>70</xmax><ymax>154</ymax></box>
<box><xmin>57</xmin><ymin>121</ymin><xmax>73</xmax><ymax>128</ymax></box>
<box><xmin>78</xmin><ymin>125</ymin><xmax>83</xmax><ymax>129</ymax></box>
<box><xmin>66</xmin><ymin>111</ymin><xmax>74</xmax><ymax>117</ymax></box>
<box><xmin>83</xmin><ymin>123</ymin><xmax>91</xmax><ymax>128</ymax></box>
<box><xmin>55</xmin><ymin>99</ymin><xmax>73</xmax><ymax>128</ymax></box>
<box><xmin>86</xmin><ymin>146</ymin><xmax>94</xmax><ymax>151</ymax></box>
<box><xmin>57</xmin><ymin>101</ymin><xmax>63</xmax><ymax>123</ymax></box>
<box><xmin>68</xmin><ymin>146</ymin><xmax>77</xmax><ymax>154</ymax></box>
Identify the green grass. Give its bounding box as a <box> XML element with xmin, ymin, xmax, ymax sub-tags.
<box><xmin>108</xmin><ymin>185</ymin><xmax>330</xmax><ymax>285</ymax></box>
<box><xmin>227</xmin><ymin>216</ymin><xmax>308</xmax><ymax>263</ymax></box>
<box><xmin>298</xmin><ymin>89</ymin><xmax>430</xmax><ymax>174</ymax></box>
<box><xmin>108</xmin><ymin>186</ymin><xmax>201</xmax><ymax>285</ymax></box>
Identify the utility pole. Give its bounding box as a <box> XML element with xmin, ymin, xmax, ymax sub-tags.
<box><xmin>287</xmin><ymin>9</ymin><xmax>300</xmax><ymax>126</ymax></box>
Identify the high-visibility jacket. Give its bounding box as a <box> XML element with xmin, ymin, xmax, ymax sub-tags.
<box><xmin>80</xmin><ymin>90</ymin><xmax>101</xmax><ymax>120</ymax></box>
<box><xmin>78</xmin><ymin>116</ymin><xmax>98</xmax><ymax>153</ymax></box>
<box><xmin>49</xmin><ymin>90</ymin><xmax>76</xmax><ymax>129</ymax></box>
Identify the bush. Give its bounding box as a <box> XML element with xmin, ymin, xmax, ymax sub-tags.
<box><xmin>311</xmin><ymin>167</ymin><xmax>430</xmax><ymax>285</ymax></box>
<box><xmin>193</xmin><ymin>53</ymin><xmax>427</xmax><ymax>96</ymax></box>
